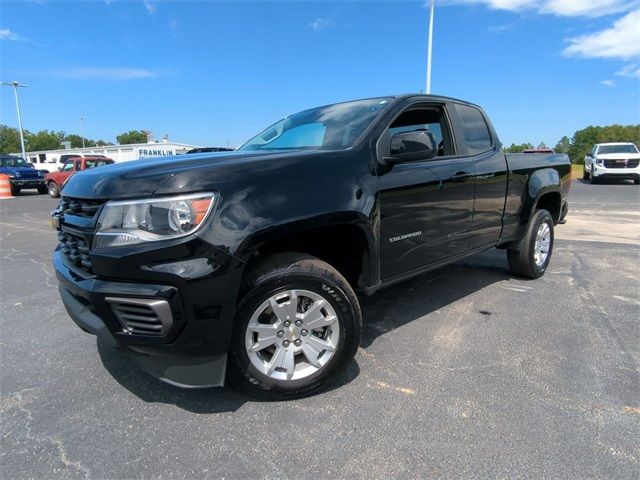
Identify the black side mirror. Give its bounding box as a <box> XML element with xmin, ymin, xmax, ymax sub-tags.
<box><xmin>385</xmin><ymin>130</ymin><xmax>438</xmax><ymax>163</ymax></box>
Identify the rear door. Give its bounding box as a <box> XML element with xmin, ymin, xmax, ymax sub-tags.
<box><xmin>451</xmin><ymin>103</ymin><xmax>509</xmax><ymax>248</ymax></box>
<box><xmin>378</xmin><ymin>101</ymin><xmax>476</xmax><ymax>280</ymax></box>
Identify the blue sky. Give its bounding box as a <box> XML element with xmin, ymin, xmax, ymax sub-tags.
<box><xmin>1</xmin><ymin>0</ymin><xmax>639</xmax><ymax>148</ymax></box>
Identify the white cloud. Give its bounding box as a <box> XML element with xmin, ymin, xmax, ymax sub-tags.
<box><xmin>47</xmin><ymin>67</ymin><xmax>158</xmax><ymax>80</ymax></box>
<box><xmin>616</xmin><ymin>64</ymin><xmax>640</xmax><ymax>77</ymax></box>
<box><xmin>442</xmin><ymin>0</ymin><xmax>639</xmax><ymax>17</ymax></box>
<box><xmin>309</xmin><ymin>18</ymin><xmax>335</xmax><ymax>31</ymax></box>
<box><xmin>143</xmin><ymin>0</ymin><xmax>156</xmax><ymax>14</ymax></box>
<box><xmin>0</xmin><ymin>28</ymin><xmax>23</xmax><ymax>41</ymax></box>
<box><xmin>600</xmin><ymin>79</ymin><xmax>615</xmax><ymax>86</ymax></box>
<box><xmin>563</xmin><ymin>9</ymin><xmax>640</xmax><ymax>60</ymax></box>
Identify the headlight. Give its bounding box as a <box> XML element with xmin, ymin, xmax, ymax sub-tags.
<box><xmin>94</xmin><ymin>193</ymin><xmax>216</xmax><ymax>249</ymax></box>
<box><xmin>37</xmin><ymin>170</ymin><xmax>44</xmax><ymax>177</ymax></box>
<box><xmin>13</xmin><ymin>171</ymin><xmax>22</xmax><ymax>178</ymax></box>
<box><xmin>596</xmin><ymin>158</ymin><xmax>603</xmax><ymax>165</ymax></box>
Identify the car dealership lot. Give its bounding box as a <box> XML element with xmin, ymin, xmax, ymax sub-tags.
<box><xmin>1</xmin><ymin>181</ymin><xmax>638</xmax><ymax>478</ymax></box>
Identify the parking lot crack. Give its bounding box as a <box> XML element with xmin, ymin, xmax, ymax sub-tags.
<box><xmin>9</xmin><ymin>389</ymin><xmax>91</xmax><ymax>479</ymax></box>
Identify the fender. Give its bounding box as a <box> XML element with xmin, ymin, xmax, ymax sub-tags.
<box><xmin>233</xmin><ymin>212</ymin><xmax>378</xmax><ymax>289</ymax></box>
<box><xmin>521</xmin><ymin>167</ymin><xmax>561</xmax><ymax>224</ymax></box>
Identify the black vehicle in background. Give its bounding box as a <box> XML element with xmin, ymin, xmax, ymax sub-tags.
<box><xmin>51</xmin><ymin>94</ymin><xmax>570</xmax><ymax>399</ymax></box>
<box><xmin>186</xmin><ymin>147</ymin><xmax>234</xmax><ymax>154</ymax></box>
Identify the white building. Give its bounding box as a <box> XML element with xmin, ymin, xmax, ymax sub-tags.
<box><xmin>20</xmin><ymin>139</ymin><xmax>200</xmax><ymax>171</ymax></box>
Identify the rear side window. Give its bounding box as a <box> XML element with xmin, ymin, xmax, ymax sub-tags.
<box><xmin>454</xmin><ymin>104</ymin><xmax>492</xmax><ymax>155</ymax></box>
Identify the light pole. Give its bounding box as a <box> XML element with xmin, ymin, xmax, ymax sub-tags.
<box><xmin>1</xmin><ymin>81</ymin><xmax>28</xmax><ymax>159</ymax></box>
<box><xmin>79</xmin><ymin>116</ymin><xmax>85</xmax><ymax>148</ymax></box>
<box><xmin>426</xmin><ymin>0</ymin><xmax>435</xmax><ymax>94</ymax></box>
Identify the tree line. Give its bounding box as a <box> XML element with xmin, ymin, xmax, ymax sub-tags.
<box><xmin>503</xmin><ymin>124</ymin><xmax>640</xmax><ymax>164</ymax></box>
<box><xmin>0</xmin><ymin>125</ymin><xmax>149</xmax><ymax>153</ymax></box>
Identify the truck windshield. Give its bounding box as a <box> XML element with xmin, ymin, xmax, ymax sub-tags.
<box><xmin>239</xmin><ymin>97</ymin><xmax>392</xmax><ymax>151</ymax></box>
<box><xmin>0</xmin><ymin>156</ymin><xmax>29</xmax><ymax>168</ymax></box>
<box><xmin>598</xmin><ymin>144</ymin><xmax>639</xmax><ymax>154</ymax></box>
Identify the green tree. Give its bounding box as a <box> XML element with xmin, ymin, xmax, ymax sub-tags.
<box><xmin>537</xmin><ymin>141</ymin><xmax>548</xmax><ymax>149</ymax></box>
<box><xmin>0</xmin><ymin>125</ymin><xmax>23</xmax><ymax>153</ymax></box>
<box><xmin>504</xmin><ymin>142</ymin><xmax>534</xmax><ymax>153</ymax></box>
<box><xmin>64</xmin><ymin>134</ymin><xmax>96</xmax><ymax>148</ymax></box>
<box><xmin>554</xmin><ymin>136</ymin><xmax>571</xmax><ymax>155</ymax></box>
<box><xmin>25</xmin><ymin>129</ymin><xmax>65</xmax><ymax>151</ymax></box>
<box><xmin>116</xmin><ymin>130</ymin><xmax>147</xmax><ymax>145</ymax></box>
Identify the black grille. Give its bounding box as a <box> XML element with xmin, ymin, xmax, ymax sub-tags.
<box><xmin>603</xmin><ymin>159</ymin><xmax>639</xmax><ymax>169</ymax></box>
<box><xmin>58</xmin><ymin>230</ymin><xmax>92</xmax><ymax>272</ymax></box>
<box><xmin>106</xmin><ymin>298</ymin><xmax>173</xmax><ymax>336</ymax></box>
<box><xmin>59</xmin><ymin>196</ymin><xmax>106</xmax><ymax>218</ymax></box>
<box><xmin>18</xmin><ymin>169</ymin><xmax>41</xmax><ymax>180</ymax></box>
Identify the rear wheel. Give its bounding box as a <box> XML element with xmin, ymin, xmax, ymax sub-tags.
<box><xmin>507</xmin><ymin>209</ymin><xmax>554</xmax><ymax>279</ymax></box>
<box><xmin>227</xmin><ymin>253</ymin><xmax>361</xmax><ymax>399</ymax></box>
<box><xmin>47</xmin><ymin>181</ymin><xmax>60</xmax><ymax>198</ymax></box>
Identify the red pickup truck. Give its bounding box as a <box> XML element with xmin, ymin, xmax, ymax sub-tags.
<box><xmin>45</xmin><ymin>156</ymin><xmax>114</xmax><ymax>198</ymax></box>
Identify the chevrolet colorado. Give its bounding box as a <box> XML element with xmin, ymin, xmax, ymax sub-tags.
<box><xmin>51</xmin><ymin>95</ymin><xmax>570</xmax><ymax>398</ymax></box>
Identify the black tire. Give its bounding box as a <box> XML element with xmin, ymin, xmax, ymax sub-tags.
<box><xmin>507</xmin><ymin>209</ymin><xmax>554</xmax><ymax>279</ymax></box>
<box><xmin>47</xmin><ymin>181</ymin><xmax>60</xmax><ymax>198</ymax></box>
<box><xmin>582</xmin><ymin>167</ymin><xmax>589</xmax><ymax>180</ymax></box>
<box><xmin>10</xmin><ymin>184</ymin><xmax>20</xmax><ymax>196</ymax></box>
<box><xmin>589</xmin><ymin>173</ymin><xmax>598</xmax><ymax>184</ymax></box>
<box><xmin>227</xmin><ymin>253</ymin><xmax>362</xmax><ymax>399</ymax></box>
<box><xmin>37</xmin><ymin>184</ymin><xmax>48</xmax><ymax>194</ymax></box>
<box><xmin>634</xmin><ymin>177</ymin><xmax>639</xmax><ymax>185</ymax></box>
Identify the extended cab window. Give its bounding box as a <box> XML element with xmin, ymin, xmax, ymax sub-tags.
<box><xmin>387</xmin><ymin>106</ymin><xmax>454</xmax><ymax>157</ymax></box>
<box><xmin>62</xmin><ymin>161</ymin><xmax>74</xmax><ymax>172</ymax></box>
<box><xmin>455</xmin><ymin>104</ymin><xmax>493</xmax><ymax>155</ymax></box>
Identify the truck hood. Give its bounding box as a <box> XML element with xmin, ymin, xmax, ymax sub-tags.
<box><xmin>0</xmin><ymin>166</ymin><xmax>38</xmax><ymax>174</ymax></box>
<box><xmin>596</xmin><ymin>153</ymin><xmax>640</xmax><ymax>159</ymax></box>
<box><xmin>61</xmin><ymin>150</ymin><xmax>327</xmax><ymax>199</ymax></box>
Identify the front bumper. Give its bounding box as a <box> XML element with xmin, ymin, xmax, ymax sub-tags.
<box><xmin>54</xmin><ymin>236</ymin><xmax>244</xmax><ymax>387</ymax></box>
<box><xmin>591</xmin><ymin>165</ymin><xmax>640</xmax><ymax>180</ymax></box>
<box><xmin>10</xmin><ymin>178</ymin><xmax>45</xmax><ymax>188</ymax></box>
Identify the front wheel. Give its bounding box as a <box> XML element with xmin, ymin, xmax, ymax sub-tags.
<box><xmin>589</xmin><ymin>173</ymin><xmax>599</xmax><ymax>184</ymax></box>
<box><xmin>227</xmin><ymin>253</ymin><xmax>362</xmax><ymax>399</ymax></box>
<box><xmin>10</xmin><ymin>184</ymin><xmax>20</xmax><ymax>196</ymax></box>
<box><xmin>47</xmin><ymin>181</ymin><xmax>60</xmax><ymax>198</ymax></box>
<box><xmin>507</xmin><ymin>209</ymin><xmax>554</xmax><ymax>279</ymax></box>
<box><xmin>583</xmin><ymin>167</ymin><xmax>590</xmax><ymax>180</ymax></box>
<box><xmin>37</xmin><ymin>184</ymin><xmax>48</xmax><ymax>194</ymax></box>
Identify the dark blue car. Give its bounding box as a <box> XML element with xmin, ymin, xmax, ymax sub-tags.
<box><xmin>0</xmin><ymin>155</ymin><xmax>47</xmax><ymax>195</ymax></box>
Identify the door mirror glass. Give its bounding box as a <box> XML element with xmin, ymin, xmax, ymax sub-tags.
<box><xmin>389</xmin><ymin>130</ymin><xmax>438</xmax><ymax>161</ymax></box>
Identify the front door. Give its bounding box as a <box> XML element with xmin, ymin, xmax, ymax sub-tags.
<box><xmin>378</xmin><ymin>104</ymin><xmax>475</xmax><ymax>280</ymax></box>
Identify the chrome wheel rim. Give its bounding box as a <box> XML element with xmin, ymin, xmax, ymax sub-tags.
<box><xmin>244</xmin><ymin>289</ymin><xmax>340</xmax><ymax>381</ymax></box>
<box><xmin>534</xmin><ymin>222</ymin><xmax>551</xmax><ymax>267</ymax></box>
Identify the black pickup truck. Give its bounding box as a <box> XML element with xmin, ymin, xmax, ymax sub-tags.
<box><xmin>52</xmin><ymin>95</ymin><xmax>570</xmax><ymax>398</ymax></box>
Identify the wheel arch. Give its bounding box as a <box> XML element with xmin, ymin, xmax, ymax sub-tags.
<box><xmin>523</xmin><ymin>168</ymin><xmax>563</xmax><ymax>224</ymax></box>
<box><xmin>235</xmin><ymin>215</ymin><xmax>376</xmax><ymax>299</ymax></box>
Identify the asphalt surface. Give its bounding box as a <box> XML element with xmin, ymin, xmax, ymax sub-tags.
<box><xmin>1</xmin><ymin>180</ymin><xmax>639</xmax><ymax>479</ymax></box>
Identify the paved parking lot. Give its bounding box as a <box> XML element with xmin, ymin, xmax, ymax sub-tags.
<box><xmin>1</xmin><ymin>180</ymin><xmax>638</xmax><ymax>478</ymax></box>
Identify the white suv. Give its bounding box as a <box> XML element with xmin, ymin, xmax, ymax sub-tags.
<box><xmin>584</xmin><ymin>142</ymin><xmax>640</xmax><ymax>184</ymax></box>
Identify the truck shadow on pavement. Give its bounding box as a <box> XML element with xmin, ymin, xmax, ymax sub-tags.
<box><xmin>97</xmin><ymin>248</ymin><xmax>516</xmax><ymax>413</ymax></box>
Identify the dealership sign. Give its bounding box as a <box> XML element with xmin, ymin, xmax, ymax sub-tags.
<box><xmin>137</xmin><ymin>148</ymin><xmax>175</xmax><ymax>158</ymax></box>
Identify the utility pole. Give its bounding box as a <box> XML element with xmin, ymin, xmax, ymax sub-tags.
<box><xmin>1</xmin><ymin>81</ymin><xmax>28</xmax><ymax>159</ymax></box>
<box><xmin>79</xmin><ymin>116</ymin><xmax>85</xmax><ymax>148</ymax></box>
<box><xmin>426</xmin><ymin>0</ymin><xmax>435</xmax><ymax>94</ymax></box>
